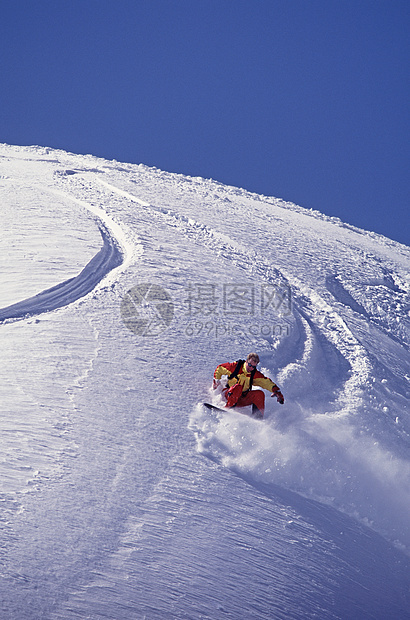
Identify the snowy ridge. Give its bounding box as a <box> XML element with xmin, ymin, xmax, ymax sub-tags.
<box><xmin>0</xmin><ymin>144</ymin><xmax>409</xmax><ymax>619</ymax></box>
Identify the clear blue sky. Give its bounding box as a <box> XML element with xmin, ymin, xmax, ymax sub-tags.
<box><xmin>1</xmin><ymin>0</ymin><xmax>409</xmax><ymax>246</ymax></box>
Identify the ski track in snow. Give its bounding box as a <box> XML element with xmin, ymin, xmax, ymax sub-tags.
<box><xmin>0</xmin><ymin>224</ymin><xmax>122</xmax><ymax>322</ymax></box>
<box><xmin>1</xmin><ymin>144</ymin><xmax>410</xmax><ymax>619</ymax></box>
<box><xmin>0</xmin><ymin>182</ymin><xmax>141</xmax><ymax>323</ymax></box>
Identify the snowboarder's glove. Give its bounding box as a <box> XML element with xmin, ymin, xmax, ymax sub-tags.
<box><xmin>213</xmin><ymin>379</ymin><xmax>221</xmax><ymax>390</ymax></box>
<box><xmin>271</xmin><ymin>387</ymin><xmax>284</xmax><ymax>404</ymax></box>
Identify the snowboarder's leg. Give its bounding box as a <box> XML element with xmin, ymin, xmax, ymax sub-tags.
<box><xmin>223</xmin><ymin>383</ymin><xmax>243</xmax><ymax>408</ymax></box>
<box><xmin>237</xmin><ymin>390</ymin><xmax>265</xmax><ymax>417</ymax></box>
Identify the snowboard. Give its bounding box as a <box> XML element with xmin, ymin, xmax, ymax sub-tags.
<box><xmin>203</xmin><ymin>402</ymin><xmax>264</xmax><ymax>419</ymax></box>
<box><xmin>203</xmin><ymin>402</ymin><xmax>227</xmax><ymax>413</ymax></box>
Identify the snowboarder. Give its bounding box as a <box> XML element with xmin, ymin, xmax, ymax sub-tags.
<box><xmin>213</xmin><ymin>353</ymin><xmax>284</xmax><ymax>419</ymax></box>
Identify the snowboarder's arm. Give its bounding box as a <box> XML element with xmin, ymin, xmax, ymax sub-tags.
<box><xmin>253</xmin><ymin>373</ymin><xmax>285</xmax><ymax>404</ymax></box>
<box><xmin>253</xmin><ymin>374</ymin><xmax>277</xmax><ymax>392</ymax></box>
<box><xmin>214</xmin><ymin>362</ymin><xmax>236</xmax><ymax>381</ymax></box>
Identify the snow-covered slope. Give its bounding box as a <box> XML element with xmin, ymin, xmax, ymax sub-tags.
<box><xmin>1</xmin><ymin>143</ymin><xmax>409</xmax><ymax>619</ymax></box>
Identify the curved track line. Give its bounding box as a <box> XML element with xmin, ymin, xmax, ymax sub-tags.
<box><xmin>0</xmin><ymin>182</ymin><xmax>140</xmax><ymax>323</ymax></box>
<box><xmin>47</xmin><ymin>185</ymin><xmax>135</xmax><ymax>271</ymax></box>
<box><xmin>0</xmin><ymin>225</ymin><xmax>122</xmax><ymax>322</ymax></box>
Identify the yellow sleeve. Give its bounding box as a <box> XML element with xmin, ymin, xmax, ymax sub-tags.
<box><xmin>253</xmin><ymin>375</ymin><xmax>277</xmax><ymax>392</ymax></box>
<box><xmin>214</xmin><ymin>364</ymin><xmax>232</xmax><ymax>380</ymax></box>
